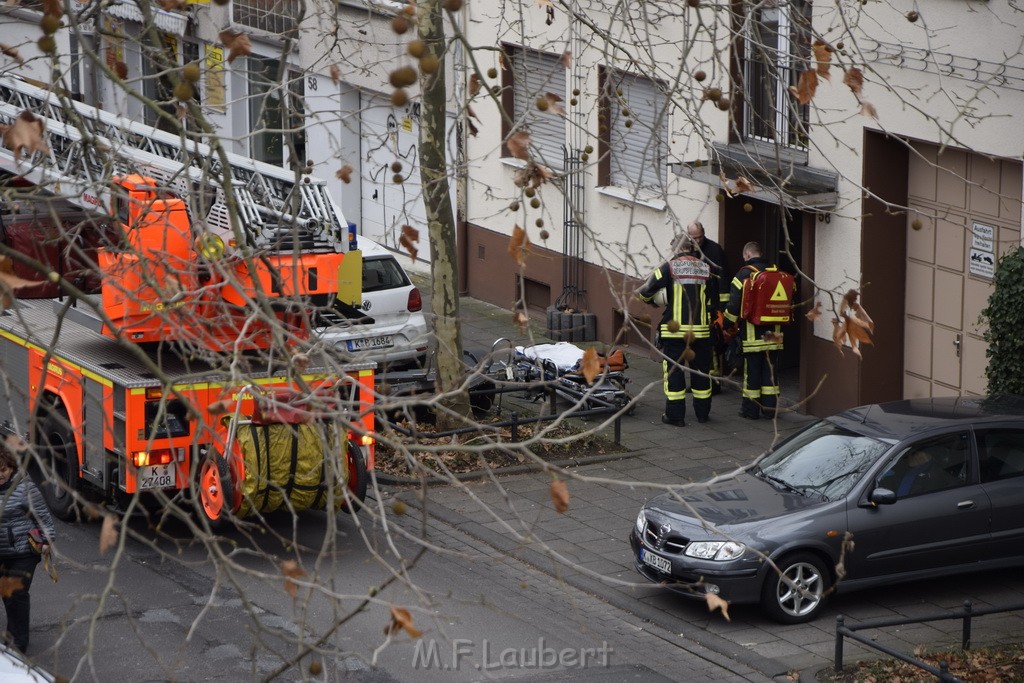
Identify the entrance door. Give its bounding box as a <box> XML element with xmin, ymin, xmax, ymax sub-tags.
<box><xmin>903</xmin><ymin>144</ymin><xmax>1021</xmax><ymax>398</ymax></box>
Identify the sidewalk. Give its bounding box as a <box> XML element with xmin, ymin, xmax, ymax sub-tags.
<box><xmin>398</xmin><ymin>270</ymin><xmax>1024</xmax><ymax>681</ymax></box>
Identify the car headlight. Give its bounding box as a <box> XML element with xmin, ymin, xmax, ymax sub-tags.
<box><xmin>684</xmin><ymin>541</ymin><xmax>745</xmax><ymax>561</ymax></box>
<box><xmin>635</xmin><ymin>510</ymin><xmax>646</xmax><ymax>535</ymax></box>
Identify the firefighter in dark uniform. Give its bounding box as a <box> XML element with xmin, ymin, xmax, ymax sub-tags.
<box><xmin>686</xmin><ymin>220</ymin><xmax>730</xmax><ymax>391</ymax></box>
<box><xmin>725</xmin><ymin>241</ymin><xmax>783</xmax><ymax>420</ymax></box>
<box><xmin>638</xmin><ymin>234</ymin><xmax>718</xmax><ymax>426</ymax></box>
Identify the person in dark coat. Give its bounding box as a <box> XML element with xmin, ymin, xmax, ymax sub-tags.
<box><xmin>0</xmin><ymin>445</ymin><xmax>55</xmax><ymax>653</ymax></box>
<box><xmin>637</xmin><ymin>233</ymin><xmax>718</xmax><ymax>426</ymax></box>
<box><xmin>724</xmin><ymin>241</ymin><xmax>783</xmax><ymax>420</ymax></box>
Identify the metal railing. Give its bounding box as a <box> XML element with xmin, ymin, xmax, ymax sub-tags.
<box><xmin>834</xmin><ymin>599</ymin><xmax>1024</xmax><ymax>682</ymax></box>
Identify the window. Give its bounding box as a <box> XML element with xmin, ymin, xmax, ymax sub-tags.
<box><xmin>878</xmin><ymin>433</ymin><xmax>969</xmax><ymax>498</ymax></box>
<box><xmin>247</xmin><ymin>57</ymin><xmax>305</xmax><ymax>168</ymax></box>
<box><xmin>233</xmin><ymin>0</ymin><xmax>301</xmax><ymax>35</ymax></box>
<box><xmin>69</xmin><ymin>33</ymin><xmax>100</xmax><ymax>106</ymax></box>
<box><xmin>741</xmin><ymin>0</ymin><xmax>812</xmax><ymax>149</ymax></box>
<box><xmin>597</xmin><ymin>67</ymin><xmax>669</xmax><ymax>192</ymax></box>
<box><xmin>501</xmin><ymin>46</ymin><xmax>566</xmax><ymax>171</ymax></box>
<box><xmin>978</xmin><ymin>430</ymin><xmax>1024</xmax><ymax>482</ymax></box>
<box><xmin>141</xmin><ymin>39</ymin><xmax>177</xmax><ymax>132</ymax></box>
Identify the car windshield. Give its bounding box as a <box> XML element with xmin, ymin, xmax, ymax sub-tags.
<box><xmin>752</xmin><ymin>420</ymin><xmax>889</xmax><ymax>500</ymax></box>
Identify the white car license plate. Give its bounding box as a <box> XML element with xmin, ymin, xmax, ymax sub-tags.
<box><xmin>139</xmin><ymin>464</ymin><xmax>176</xmax><ymax>490</ymax></box>
<box><xmin>640</xmin><ymin>548</ymin><xmax>672</xmax><ymax>574</ymax></box>
<box><xmin>347</xmin><ymin>335</ymin><xmax>394</xmax><ymax>352</ymax></box>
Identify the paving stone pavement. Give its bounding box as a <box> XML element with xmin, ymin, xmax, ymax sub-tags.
<box><xmin>391</xmin><ymin>270</ymin><xmax>1024</xmax><ymax>681</ymax></box>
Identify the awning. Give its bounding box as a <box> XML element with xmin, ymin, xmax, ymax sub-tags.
<box><xmin>105</xmin><ymin>0</ymin><xmax>189</xmax><ymax>37</ymax></box>
<box><xmin>671</xmin><ymin>141</ymin><xmax>840</xmax><ymax>212</ymax></box>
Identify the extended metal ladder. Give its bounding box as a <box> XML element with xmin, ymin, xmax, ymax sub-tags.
<box><xmin>0</xmin><ymin>75</ymin><xmax>348</xmax><ymax>254</ymax></box>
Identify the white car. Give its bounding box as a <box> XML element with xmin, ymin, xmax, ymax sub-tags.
<box><xmin>316</xmin><ymin>238</ymin><xmax>430</xmax><ymax>370</ymax></box>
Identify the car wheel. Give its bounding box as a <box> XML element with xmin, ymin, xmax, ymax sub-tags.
<box><xmin>339</xmin><ymin>439</ymin><xmax>368</xmax><ymax>514</ymax></box>
<box><xmin>760</xmin><ymin>552</ymin><xmax>830</xmax><ymax>624</ymax></box>
<box><xmin>194</xmin><ymin>456</ymin><xmax>235</xmax><ymax>529</ymax></box>
<box><xmin>35</xmin><ymin>404</ymin><xmax>82</xmax><ymax>521</ymax></box>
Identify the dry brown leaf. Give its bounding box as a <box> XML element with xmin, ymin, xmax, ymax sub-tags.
<box><xmin>3</xmin><ymin>433</ymin><xmax>28</xmax><ymax>454</ymax></box>
<box><xmin>763</xmin><ymin>331</ymin><xmax>784</xmax><ymax>345</ymax></box>
<box><xmin>0</xmin><ymin>44</ymin><xmax>23</xmax><ymax>67</ymax></box>
<box><xmin>805</xmin><ymin>301</ymin><xmax>822</xmax><ymax>321</ymax></box>
<box><xmin>550</xmin><ymin>479</ymin><xmax>570</xmax><ymax>513</ymax></box>
<box><xmin>2</xmin><ymin>111</ymin><xmax>49</xmax><ymax>162</ymax></box>
<box><xmin>851</xmin><ymin>301</ymin><xmax>875</xmax><ymax>332</ymax></box>
<box><xmin>705</xmin><ymin>592</ymin><xmax>731</xmax><ymax>621</ymax></box>
<box><xmin>507</xmin><ymin>130</ymin><xmax>531</xmax><ymax>160</ymax></box>
<box><xmin>579</xmin><ymin>347</ymin><xmax>600</xmax><ymax>384</ymax></box>
<box><xmin>812</xmin><ymin>40</ymin><xmax>832</xmax><ymax>79</ymax></box>
<box><xmin>467</xmin><ymin>118</ymin><xmax>479</xmax><ymax>137</ymax></box>
<box><xmin>468</xmin><ymin>72</ymin><xmax>481</xmax><ymax>98</ymax></box>
<box><xmin>336</xmin><ymin>165</ymin><xmax>353</xmax><ymax>184</ymax></box>
<box><xmin>218</xmin><ymin>31</ymin><xmax>252</xmax><ymax>64</ymax></box>
<box><xmin>397</xmin><ymin>231</ymin><xmax>417</xmax><ymax>260</ymax></box>
<box><xmin>99</xmin><ymin>515</ymin><xmax>118</xmax><ymax>555</ymax></box>
<box><xmin>0</xmin><ymin>576</ymin><xmax>23</xmax><ymax>598</ymax></box>
<box><xmin>114</xmin><ymin>60</ymin><xmax>128</xmax><ymax>80</ymax></box>
<box><xmin>384</xmin><ymin>606</ymin><xmax>423</xmax><ymax>638</ymax></box>
<box><xmin>291</xmin><ymin>352</ymin><xmax>310</xmax><ymax>373</ymax></box>
<box><xmin>843</xmin><ymin>67</ymin><xmax>864</xmax><ymax>96</ymax></box>
<box><xmin>0</xmin><ymin>255</ymin><xmax>44</xmax><ymax>301</ymax></box>
<box><xmin>401</xmin><ymin>224</ymin><xmax>420</xmax><ymax>246</ymax></box>
<box><xmin>329</xmin><ymin>64</ymin><xmax>341</xmax><ymax>85</ymax></box>
<box><xmin>281</xmin><ymin>560</ymin><xmax>306</xmax><ymax>599</ymax></box>
<box><xmin>789</xmin><ymin>70</ymin><xmax>818</xmax><ymax>105</ymax></box>
<box><xmin>207</xmin><ymin>399</ymin><xmax>232</xmax><ymax>415</ymax></box>
<box><xmin>536</xmin><ymin>0</ymin><xmax>552</xmax><ymax>6</ymax></box>
<box><xmin>844</xmin><ymin>314</ymin><xmax>873</xmax><ymax>346</ymax></box>
<box><xmin>832</xmin><ymin>318</ymin><xmax>847</xmax><ymax>358</ymax></box>
<box><xmin>157</xmin><ymin>0</ymin><xmax>186</xmax><ymax>9</ymax></box>
<box><xmin>512</xmin><ymin>309</ymin><xmax>528</xmax><ymax>331</ymax></box>
<box><xmin>559</xmin><ymin>50</ymin><xmax>571</xmax><ymax>68</ymax></box>
<box><xmin>859</xmin><ymin>100</ymin><xmax>878</xmax><ymax>119</ymax></box>
<box><xmin>543</xmin><ymin>92</ymin><xmax>566</xmax><ymax>116</ymax></box>
<box><xmin>734</xmin><ymin>176</ymin><xmax>754</xmax><ymax>194</ymax></box>
<box><xmin>466</xmin><ymin>105</ymin><xmax>479</xmax><ymax>122</ymax></box>
<box><xmin>41</xmin><ymin>0</ymin><xmax>61</xmax><ymax>16</ymax></box>
<box><xmin>508</xmin><ymin>224</ymin><xmax>530</xmax><ymax>268</ymax></box>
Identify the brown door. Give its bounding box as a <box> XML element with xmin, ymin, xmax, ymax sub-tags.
<box><xmin>903</xmin><ymin>144</ymin><xmax>1021</xmax><ymax>398</ymax></box>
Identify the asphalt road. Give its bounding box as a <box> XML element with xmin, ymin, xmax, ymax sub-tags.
<box><xmin>23</xmin><ymin>493</ymin><xmax>771</xmax><ymax>683</ymax></box>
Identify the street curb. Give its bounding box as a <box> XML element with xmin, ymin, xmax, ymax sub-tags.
<box><xmin>374</xmin><ymin>447</ymin><xmax>653</xmax><ymax>487</ymax></box>
<box><xmin>403</xmin><ymin>495</ymin><xmax>792</xmax><ymax>681</ymax></box>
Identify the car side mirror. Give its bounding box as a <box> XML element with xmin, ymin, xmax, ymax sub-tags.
<box><xmin>866</xmin><ymin>487</ymin><xmax>897</xmax><ymax>506</ymax></box>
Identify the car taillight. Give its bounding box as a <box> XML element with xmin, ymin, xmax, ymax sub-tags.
<box><xmin>407</xmin><ymin>287</ymin><xmax>422</xmax><ymax>312</ymax></box>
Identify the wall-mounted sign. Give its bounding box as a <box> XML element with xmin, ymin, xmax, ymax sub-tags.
<box><xmin>970</xmin><ymin>222</ymin><xmax>996</xmax><ymax>279</ymax></box>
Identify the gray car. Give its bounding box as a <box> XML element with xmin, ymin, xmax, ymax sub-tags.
<box><xmin>630</xmin><ymin>396</ymin><xmax>1024</xmax><ymax>623</ymax></box>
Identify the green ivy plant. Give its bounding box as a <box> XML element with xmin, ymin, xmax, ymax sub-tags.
<box><xmin>981</xmin><ymin>247</ymin><xmax>1024</xmax><ymax>396</ymax></box>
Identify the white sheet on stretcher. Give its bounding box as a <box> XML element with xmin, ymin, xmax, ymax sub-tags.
<box><xmin>515</xmin><ymin>343</ymin><xmax>585</xmax><ymax>371</ymax></box>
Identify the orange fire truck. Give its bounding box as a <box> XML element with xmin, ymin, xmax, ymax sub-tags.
<box><xmin>0</xmin><ymin>76</ymin><xmax>375</xmax><ymax>525</ymax></box>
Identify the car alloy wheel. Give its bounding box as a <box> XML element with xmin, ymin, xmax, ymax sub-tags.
<box><xmin>762</xmin><ymin>552</ymin><xmax>830</xmax><ymax>624</ymax></box>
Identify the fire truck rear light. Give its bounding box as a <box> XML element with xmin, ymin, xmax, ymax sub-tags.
<box><xmin>133</xmin><ymin>450</ymin><xmax>174</xmax><ymax>467</ymax></box>
<box><xmin>359</xmin><ymin>435</ymin><xmax>375</xmax><ymax>447</ymax></box>
<box><xmin>145</xmin><ymin>387</ymin><xmax>163</xmax><ymax>400</ymax></box>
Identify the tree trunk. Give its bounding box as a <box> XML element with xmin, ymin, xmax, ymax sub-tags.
<box><xmin>418</xmin><ymin>0</ymin><xmax>471</xmax><ymax>426</ymax></box>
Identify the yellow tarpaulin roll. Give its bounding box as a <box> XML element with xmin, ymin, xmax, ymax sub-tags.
<box><xmin>234</xmin><ymin>421</ymin><xmax>349</xmax><ymax>517</ymax></box>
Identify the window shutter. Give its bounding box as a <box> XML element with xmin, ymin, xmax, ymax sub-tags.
<box><xmin>511</xmin><ymin>49</ymin><xmax>566</xmax><ymax>171</ymax></box>
<box><xmin>607</xmin><ymin>72</ymin><xmax>668</xmax><ymax>191</ymax></box>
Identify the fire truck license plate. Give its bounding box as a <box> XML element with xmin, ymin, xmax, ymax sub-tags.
<box><xmin>347</xmin><ymin>335</ymin><xmax>394</xmax><ymax>351</ymax></box>
<box><xmin>139</xmin><ymin>464</ymin><xmax>176</xmax><ymax>490</ymax></box>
